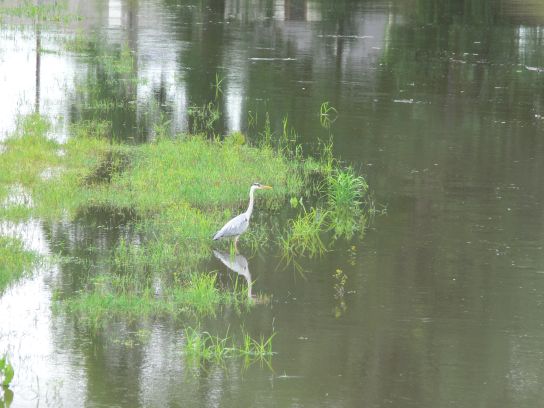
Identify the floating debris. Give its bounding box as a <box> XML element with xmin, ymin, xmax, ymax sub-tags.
<box><xmin>273</xmin><ymin>373</ymin><xmax>304</xmax><ymax>380</ymax></box>
<box><xmin>318</xmin><ymin>34</ymin><xmax>373</xmax><ymax>39</ymax></box>
<box><xmin>526</xmin><ymin>65</ymin><xmax>544</xmax><ymax>72</ymax></box>
<box><xmin>249</xmin><ymin>57</ymin><xmax>296</xmax><ymax>61</ymax></box>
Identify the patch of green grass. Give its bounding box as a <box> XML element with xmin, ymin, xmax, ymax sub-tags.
<box><xmin>0</xmin><ymin>114</ymin><xmax>57</xmax><ymax>186</ymax></box>
<box><xmin>123</xmin><ymin>137</ymin><xmax>300</xmax><ymax>212</ymax></box>
<box><xmin>0</xmin><ymin>114</ymin><xmax>112</xmax><ymax>221</ymax></box>
<box><xmin>277</xmin><ymin>168</ymin><xmax>369</xmax><ymax>261</ymax></box>
<box><xmin>279</xmin><ymin>207</ymin><xmax>328</xmax><ymax>259</ymax></box>
<box><xmin>0</xmin><ymin>0</ymin><xmax>80</xmax><ymax>23</ymax></box>
<box><xmin>61</xmin><ymin>272</ymin><xmax>251</xmax><ymax>325</ymax></box>
<box><xmin>183</xmin><ymin>326</ymin><xmax>275</xmax><ymax>366</ymax></box>
<box><xmin>326</xmin><ymin>167</ymin><xmax>368</xmax><ymax>239</ymax></box>
<box><xmin>0</xmin><ymin>236</ymin><xmax>38</xmax><ymax>293</ymax></box>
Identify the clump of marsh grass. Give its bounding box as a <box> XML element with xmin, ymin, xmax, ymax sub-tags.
<box><xmin>279</xmin><ymin>206</ymin><xmax>328</xmax><ymax>260</ymax></box>
<box><xmin>326</xmin><ymin>168</ymin><xmax>367</xmax><ymax>210</ymax></box>
<box><xmin>319</xmin><ymin>101</ymin><xmax>338</xmax><ymax>129</ymax></box>
<box><xmin>183</xmin><ymin>326</ymin><xmax>275</xmax><ymax>366</ymax></box>
<box><xmin>184</xmin><ymin>326</ymin><xmax>232</xmax><ymax>363</ymax></box>
<box><xmin>279</xmin><ymin>166</ymin><xmax>368</xmax><ymax>260</ymax></box>
<box><xmin>239</xmin><ymin>329</ymin><xmax>276</xmax><ymax>361</ymax></box>
<box><xmin>84</xmin><ymin>149</ymin><xmax>130</xmax><ymax>185</ymax></box>
<box><xmin>153</xmin><ymin>112</ymin><xmax>173</xmax><ymax>140</ymax></box>
<box><xmin>188</xmin><ymin>102</ymin><xmax>221</xmax><ymax>135</ymax></box>
<box><xmin>70</xmin><ymin>120</ymin><xmax>111</xmax><ymax>139</ymax></box>
<box><xmin>212</xmin><ymin>72</ymin><xmax>225</xmax><ymax>100</ymax></box>
<box><xmin>325</xmin><ymin>167</ymin><xmax>368</xmax><ymax>239</ymax></box>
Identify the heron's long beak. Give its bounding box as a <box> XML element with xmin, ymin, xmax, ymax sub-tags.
<box><xmin>260</xmin><ymin>185</ymin><xmax>273</xmax><ymax>190</ymax></box>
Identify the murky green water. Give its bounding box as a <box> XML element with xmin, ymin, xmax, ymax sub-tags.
<box><xmin>2</xmin><ymin>0</ymin><xmax>544</xmax><ymax>406</ymax></box>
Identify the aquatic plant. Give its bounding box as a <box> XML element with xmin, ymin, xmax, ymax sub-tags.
<box><xmin>153</xmin><ymin>112</ymin><xmax>173</xmax><ymax>139</ymax></box>
<box><xmin>259</xmin><ymin>112</ymin><xmax>273</xmax><ymax>147</ymax></box>
<box><xmin>333</xmin><ymin>268</ymin><xmax>347</xmax><ymax>299</ymax></box>
<box><xmin>247</xmin><ymin>110</ymin><xmax>258</xmax><ymax>130</ymax></box>
<box><xmin>279</xmin><ymin>115</ymin><xmax>301</xmax><ymax>157</ymax></box>
<box><xmin>326</xmin><ymin>167</ymin><xmax>368</xmax><ymax>239</ymax></box>
<box><xmin>319</xmin><ymin>101</ymin><xmax>338</xmax><ymax>129</ymax></box>
<box><xmin>212</xmin><ymin>72</ymin><xmax>225</xmax><ymax>100</ymax></box>
<box><xmin>183</xmin><ymin>326</ymin><xmax>275</xmax><ymax>365</ymax></box>
<box><xmin>240</xmin><ymin>329</ymin><xmax>276</xmax><ymax>361</ymax></box>
<box><xmin>188</xmin><ymin>102</ymin><xmax>221</xmax><ymax>135</ymax></box>
<box><xmin>70</xmin><ymin>120</ymin><xmax>111</xmax><ymax>140</ymax></box>
<box><xmin>64</xmin><ymin>30</ymin><xmax>95</xmax><ymax>53</ymax></box>
<box><xmin>279</xmin><ymin>206</ymin><xmax>328</xmax><ymax>259</ymax></box>
<box><xmin>0</xmin><ymin>355</ymin><xmax>14</xmax><ymax>388</ymax></box>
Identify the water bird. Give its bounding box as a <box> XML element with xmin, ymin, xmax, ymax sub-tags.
<box><xmin>213</xmin><ymin>182</ymin><xmax>272</xmax><ymax>251</ymax></box>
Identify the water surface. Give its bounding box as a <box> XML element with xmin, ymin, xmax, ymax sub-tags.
<box><xmin>2</xmin><ymin>0</ymin><xmax>544</xmax><ymax>407</ymax></box>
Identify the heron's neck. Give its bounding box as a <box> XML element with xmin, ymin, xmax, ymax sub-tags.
<box><xmin>245</xmin><ymin>187</ymin><xmax>256</xmax><ymax>217</ymax></box>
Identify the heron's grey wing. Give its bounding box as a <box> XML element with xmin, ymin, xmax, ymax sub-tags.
<box><xmin>213</xmin><ymin>213</ymin><xmax>249</xmax><ymax>240</ymax></box>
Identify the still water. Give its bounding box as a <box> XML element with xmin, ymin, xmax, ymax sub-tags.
<box><xmin>2</xmin><ymin>0</ymin><xmax>544</xmax><ymax>406</ymax></box>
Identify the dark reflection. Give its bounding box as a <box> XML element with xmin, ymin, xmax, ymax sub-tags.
<box><xmin>213</xmin><ymin>250</ymin><xmax>252</xmax><ymax>299</ymax></box>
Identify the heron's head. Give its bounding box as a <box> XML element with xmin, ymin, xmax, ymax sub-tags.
<box><xmin>251</xmin><ymin>182</ymin><xmax>273</xmax><ymax>190</ymax></box>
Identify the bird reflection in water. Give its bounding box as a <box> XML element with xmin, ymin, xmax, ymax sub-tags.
<box><xmin>213</xmin><ymin>250</ymin><xmax>253</xmax><ymax>300</ymax></box>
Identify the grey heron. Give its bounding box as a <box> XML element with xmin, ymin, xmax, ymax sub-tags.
<box><xmin>213</xmin><ymin>182</ymin><xmax>272</xmax><ymax>251</ymax></box>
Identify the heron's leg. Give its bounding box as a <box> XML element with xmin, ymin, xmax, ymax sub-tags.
<box><xmin>234</xmin><ymin>236</ymin><xmax>239</xmax><ymax>253</ymax></box>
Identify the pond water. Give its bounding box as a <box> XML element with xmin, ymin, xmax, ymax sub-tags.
<box><xmin>2</xmin><ymin>0</ymin><xmax>544</xmax><ymax>407</ymax></box>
